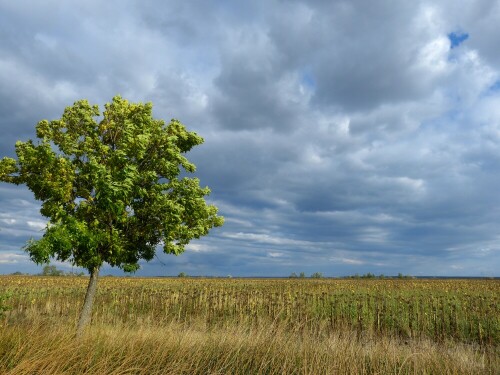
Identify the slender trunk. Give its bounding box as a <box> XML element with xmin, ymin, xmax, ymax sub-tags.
<box><xmin>76</xmin><ymin>266</ymin><xmax>100</xmax><ymax>338</ymax></box>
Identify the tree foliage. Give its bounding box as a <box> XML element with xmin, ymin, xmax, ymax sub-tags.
<box><xmin>0</xmin><ymin>96</ymin><xmax>224</xmax><ymax>273</ymax></box>
<box><xmin>41</xmin><ymin>265</ymin><xmax>65</xmax><ymax>276</ymax></box>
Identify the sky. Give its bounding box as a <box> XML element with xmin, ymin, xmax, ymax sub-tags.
<box><xmin>0</xmin><ymin>0</ymin><xmax>499</xmax><ymax>277</ymax></box>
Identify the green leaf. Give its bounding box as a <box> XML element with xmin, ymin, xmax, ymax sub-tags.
<box><xmin>1</xmin><ymin>96</ymin><xmax>224</xmax><ymax>274</ymax></box>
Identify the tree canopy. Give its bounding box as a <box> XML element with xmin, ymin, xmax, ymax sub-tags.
<box><xmin>0</xmin><ymin>96</ymin><xmax>223</xmax><ymax>273</ymax></box>
<box><xmin>0</xmin><ymin>96</ymin><xmax>224</xmax><ymax>334</ymax></box>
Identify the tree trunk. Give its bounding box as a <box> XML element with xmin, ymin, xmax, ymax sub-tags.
<box><xmin>76</xmin><ymin>266</ymin><xmax>100</xmax><ymax>338</ymax></box>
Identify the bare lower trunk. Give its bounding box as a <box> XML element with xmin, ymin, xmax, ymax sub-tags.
<box><xmin>76</xmin><ymin>266</ymin><xmax>100</xmax><ymax>338</ymax></box>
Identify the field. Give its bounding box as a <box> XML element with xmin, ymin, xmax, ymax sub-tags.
<box><xmin>0</xmin><ymin>276</ymin><xmax>498</xmax><ymax>374</ymax></box>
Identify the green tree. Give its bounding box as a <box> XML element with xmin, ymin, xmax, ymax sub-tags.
<box><xmin>0</xmin><ymin>96</ymin><xmax>224</xmax><ymax>336</ymax></box>
<box><xmin>41</xmin><ymin>264</ymin><xmax>64</xmax><ymax>276</ymax></box>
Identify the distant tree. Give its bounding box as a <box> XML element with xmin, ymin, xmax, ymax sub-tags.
<box><xmin>289</xmin><ymin>272</ymin><xmax>298</xmax><ymax>278</ymax></box>
<box><xmin>310</xmin><ymin>272</ymin><xmax>323</xmax><ymax>279</ymax></box>
<box><xmin>41</xmin><ymin>264</ymin><xmax>64</xmax><ymax>276</ymax></box>
<box><xmin>299</xmin><ymin>272</ymin><xmax>306</xmax><ymax>278</ymax></box>
<box><xmin>178</xmin><ymin>272</ymin><xmax>188</xmax><ymax>278</ymax></box>
<box><xmin>67</xmin><ymin>270</ymin><xmax>85</xmax><ymax>277</ymax></box>
<box><xmin>0</xmin><ymin>96</ymin><xmax>224</xmax><ymax>336</ymax></box>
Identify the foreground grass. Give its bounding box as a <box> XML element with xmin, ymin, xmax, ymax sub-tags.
<box><xmin>1</xmin><ymin>319</ymin><xmax>497</xmax><ymax>374</ymax></box>
<box><xmin>0</xmin><ymin>276</ymin><xmax>498</xmax><ymax>373</ymax></box>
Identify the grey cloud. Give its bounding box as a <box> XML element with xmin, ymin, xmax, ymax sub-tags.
<box><xmin>269</xmin><ymin>1</ymin><xmax>450</xmax><ymax>111</ymax></box>
<box><xmin>0</xmin><ymin>0</ymin><xmax>499</xmax><ymax>276</ymax></box>
<box><xmin>0</xmin><ymin>186</ymin><xmax>46</xmax><ymax>258</ymax></box>
<box><xmin>190</xmin><ymin>128</ymin><xmax>301</xmax><ymax>207</ymax></box>
<box><xmin>441</xmin><ymin>0</ymin><xmax>500</xmax><ymax>67</ymax></box>
<box><xmin>210</xmin><ymin>32</ymin><xmax>308</xmax><ymax>131</ymax></box>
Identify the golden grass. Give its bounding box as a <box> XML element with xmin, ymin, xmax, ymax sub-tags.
<box><xmin>0</xmin><ymin>276</ymin><xmax>498</xmax><ymax>374</ymax></box>
<box><xmin>1</xmin><ymin>319</ymin><xmax>497</xmax><ymax>374</ymax></box>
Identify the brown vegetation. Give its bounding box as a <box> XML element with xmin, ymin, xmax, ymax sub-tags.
<box><xmin>0</xmin><ymin>276</ymin><xmax>498</xmax><ymax>374</ymax></box>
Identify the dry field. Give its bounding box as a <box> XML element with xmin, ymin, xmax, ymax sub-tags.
<box><xmin>0</xmin><ymin>276</ymin><xmax>498</xmax><ymax>374</ymax></box>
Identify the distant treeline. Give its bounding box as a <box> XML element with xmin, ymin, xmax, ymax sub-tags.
<box><xmin>9</xmin><ymin>265</ymin><xmax>85</xmax><ymax>277</ymax></box>
<box><xmin>6</xmin><ymin>268</ymin><xmax>496</xmax><ymax>279</ymax></box>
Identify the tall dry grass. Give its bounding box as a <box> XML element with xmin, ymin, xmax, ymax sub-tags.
<box><xmin>1</xmin><ymin>318</ymin><xmax>496</xmax><ymax>374</ymax></box>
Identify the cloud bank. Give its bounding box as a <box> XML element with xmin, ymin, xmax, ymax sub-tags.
<box><xmin>0</xmin><ymin>0</ymin><xmax>499</xmax><ymax>276</ymax></box>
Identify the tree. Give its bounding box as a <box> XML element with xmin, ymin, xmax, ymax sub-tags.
<box><xmin>41</xmin><ymin>264</ymin><xmax>64</xmax><ymax>276</ymax></box>
<box><xmin>0</xmin><ymin>96</ymin><xmax>224</xmax><ymax>336</ymax></box>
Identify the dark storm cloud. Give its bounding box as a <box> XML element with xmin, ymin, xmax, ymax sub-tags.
<box><xmin>267</xmin><ymin>1</ymin><xmax>448</xmax><ymax>111</ymax></box>
<box><xmin>210</xmin><ymin>31</ymin><xmax>309</xmax><ymax>131</ymax></box>
<box><xmin>0</xmin><ymin>0</ymin><xmax>499</xmax><ymax>276</ymax></box>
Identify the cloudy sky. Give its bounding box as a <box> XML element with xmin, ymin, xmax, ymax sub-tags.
<box><xmin>1</xmin><ymin>1</ymin><xmax>499</xmax><ymax>277</ymax></box>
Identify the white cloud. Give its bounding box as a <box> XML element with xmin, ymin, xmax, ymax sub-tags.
<box><xmin>186</xmin><ymin>243</ymin><xmax>211</xmax><ymax>253</ymax></box>
<box><xmin>0</xmin><ymin>217</ymin><xmax>16</xmax><ymax>225</ymax></box>
<box><xmin>222</xmin><ymin>232</ymin><xmax>312</xmax><ymax>247</ymax></box>
<box><xmin>26</xmin><ymin>221</ymin><xmax>46</xmax><ymax>230</ymax></box>
<box><xmin>330</xmin><ymin>257</ymin><xmax>365</xmax><ymax>265</ymax></box>
<box><xmin>414</xmin><ymin>36</ymin><xmax>450</xmax><ymax>76</ymax></box>
<box><xmin>0</xmin><ymin>252</ymin><xmax>28</xmax><ymax>264</ymax></box>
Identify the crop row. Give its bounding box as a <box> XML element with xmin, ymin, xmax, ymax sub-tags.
<box><xmin>1</xmin><ymin>276</ymin><xmax>498</xmax><ymax>346</ymax></box>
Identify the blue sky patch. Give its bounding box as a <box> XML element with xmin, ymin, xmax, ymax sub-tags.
<box><xmin>300</xmin><ymin>70</ymin><xmax>316</xmax><ymax>91</ymax></box>
<box><xmin>448</xmin><ymin>31</ymin><xmax>469</xmax><ymax>48</ymax></box>
<box><xmin>490</xmin><ymin>80</ymin><xmax>500</xmax><ymax>92</ymax></box>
